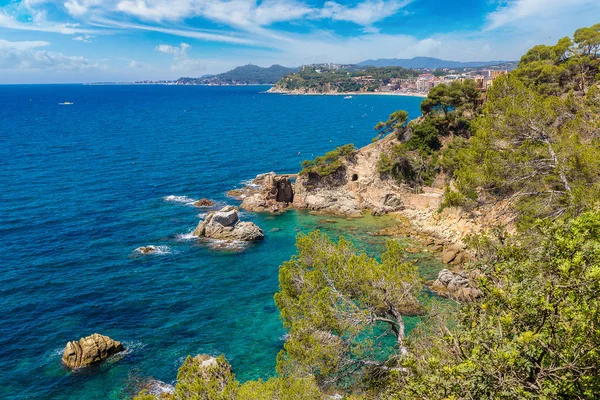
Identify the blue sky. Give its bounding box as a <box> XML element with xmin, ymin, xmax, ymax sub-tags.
<box><xmin>0</xmin><ymin>0</ymin><xmax>599</xmax><ymax>83</ymax></box>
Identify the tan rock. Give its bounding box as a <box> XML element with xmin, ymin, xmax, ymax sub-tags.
<box><xmin>193</xmin><ymin>206</ymin><xmax>264</xmax><ymax>242</ymax></box>
<box><xmin>62</xmin><ymin>333</ymin><xmax>124</xmax><ymax>369</ymax></box>
<box><xmin>428</xmin><ymin>269</ymin><xmax>481</xmax><ymax>301</ymax></box>
<box><xmin>193</xmin><ymin>199</ymin><xmax>214</xmax><ymax>207</ymax></box>
<box><xmin>238</xmin><ymin>172</ymin><xmax>295</xmax><ymax>213</ymax></box>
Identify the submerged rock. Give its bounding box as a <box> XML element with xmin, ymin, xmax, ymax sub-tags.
<box><xmin>429</xmin><ymin>269</ymin><xmax>481</xmax><ymax>301</ymax></box>
<box><xmin>134</xmin><ymin>245</ymin><xmax>171</xmax><ymax>255</ymax></box>
<box><xmin>193</xmin><ymin>198</ymin><xmax>214</xmax><ymax>207</ymax></box>
<box><xmin>136</xmin><ymin>246</ymin><xmax>157</xmax><ymax>255</ymax></box>
<box><xmin>193</xmin><ymin>206</ymin><xmax>264</xmax><ymax>241</ymax></box>
<box><xmin>62</xmin><ymin>333</ymin><xmax>124</xmax><ymax>369</ymax></box>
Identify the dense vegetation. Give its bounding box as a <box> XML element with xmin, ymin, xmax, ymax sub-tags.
<box><xmin>299</xmin><ymin>144</ymin><xmax>356</xmax><ymax>177</ymax></box>
<box><xmin>136</xmin><ymin>25</ymin><xmax>600</xmax><ymax>400</ymax></box>
<box><xmin>375</xmin><ymin>79</ymin><xmax>480</xmax><ymax>187</ymax></box>
<box><xmin>274</xmin><ymin>66</ymin><xmax>420</xmax><ymax>93</ymax></box>
<box><xmin>176</xmin><ymin>64</ymin><xmax>298</xmax><ymax>85</ymax></box>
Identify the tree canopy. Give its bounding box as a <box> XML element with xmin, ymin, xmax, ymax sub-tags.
<box><xmin>274</xmin><ymin>232</ymin><xmax>422</xmax><ymax>389</ymax></box>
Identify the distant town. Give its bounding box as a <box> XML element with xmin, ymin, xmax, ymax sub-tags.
<box><xmin>122</xmin><ymin>58</ymin><xmax>516</xmax><ymax>96</ymax></box>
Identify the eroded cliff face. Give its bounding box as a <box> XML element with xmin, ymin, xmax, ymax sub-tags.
<box><xmin>292</xmin><ymin>134</ymin><xmax>444</xmax><ymax>216</ymax></box>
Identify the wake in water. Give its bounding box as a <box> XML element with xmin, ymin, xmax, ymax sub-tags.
<box><xmin>175</xmin><ymin>232</ymin><xmax>196</xmax><ymax>241</ymax></box>
<box><xmin>163</xmin><ymin>195</ymin><xmax>197</xmax><ymax>206</ymax></box>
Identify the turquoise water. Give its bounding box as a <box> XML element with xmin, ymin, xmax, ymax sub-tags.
<box><xmin>0</xmin><ymin>85</ymin><xmax>427</xmax><ymax>399</ymax></box>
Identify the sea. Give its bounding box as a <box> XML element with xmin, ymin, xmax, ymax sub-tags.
<box><xmin>0</xmin><ymin>85</ymin><xmax>435</xmax><ymax>399</ymax></box>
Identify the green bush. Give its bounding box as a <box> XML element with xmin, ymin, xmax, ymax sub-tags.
<box><xmin>300</xmin><ymin>144</ymin><xmax>356</xmax><ymax>177</ymax></box>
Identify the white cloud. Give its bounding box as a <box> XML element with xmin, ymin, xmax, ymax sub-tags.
<box><xmin>116</xmin><ymin>0</ymin><xmax>195</xmax><ymax>22</ymax></box>
<box><xmin>320</xmin><ymin>0</ymin><xmax>410</xmax><ymax>27</ymax></box>
<box><xmin>0</xmin><ymin>9</ymin><xmax>98</xmax><ymax>34</ymax></box>
<box><xmin>156</xmin><ymin>42</ymin><xmax>190</xmax><ymax>57</ymax></box>
<box><xmin>111</xmin><ymin>0</ymin><xmax>405</xmax><ymax>28</ymax></box>
<box><xmin>73</xmin><ymin>34</ymin><xmax>94</xmax><ymax>42</ymax></box>
<box><xmin>0</xmin><ymin>38</ymin><xmax>96</xmax><ymax>70</ymax></box>
<box><xmin>486</xmin><ymin>0</ymin><xmax>600</xmax><ymax>30</ymax></box>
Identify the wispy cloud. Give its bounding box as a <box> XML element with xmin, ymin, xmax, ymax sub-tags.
<box><xmin>320</xmin><ymin>0</ymin><xmax>411</xmax><ymax>27</ymax></box>
<box><xmin>0</xmin><ymin>38</ymin><xmax>96</xmax><ymax>70</ymax></box>
<box><xmin>485</xmin><ymin>0</ymin><xmax>600</xmax><ymax>30</ymax></box>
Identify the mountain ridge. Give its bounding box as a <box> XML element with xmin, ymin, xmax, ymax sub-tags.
<box><xmin>357</xmin><ymin>56</ymin><xmax>516</xmax><ymax>69</ymax></box>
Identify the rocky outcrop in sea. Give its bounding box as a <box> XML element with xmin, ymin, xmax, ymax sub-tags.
<box><xmin>192</xmin><ymin>206</ymin><xmax>264</xmax><ymax>241</ymax></box>
<box><xmin>62</xmin><ymin>333</ymin><xmax>124</xmax><ymax>369</ymax></box>
<box><xmin>238</xmin><ymin>172</ymin><xmax>295</xmax><ymax>213</ymax></box>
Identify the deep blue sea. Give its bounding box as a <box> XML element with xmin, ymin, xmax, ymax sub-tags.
<box><xmin>0</xmin><ymin>85</ymin><xmax>430</xmax><ymax>399</ymax></box>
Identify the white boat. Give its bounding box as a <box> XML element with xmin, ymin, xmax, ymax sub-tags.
<box><xmin>343</xmin><ymin>96</ymin><xmax>353</xmax><ymax>99</ymax></box>
<box><xmin>58</xmin><ymin>102</ymin><xmax>74</xmax><ymax>105</ymax></box>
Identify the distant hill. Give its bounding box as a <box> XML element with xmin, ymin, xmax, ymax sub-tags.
<box><xmin>176</xmin><ymin>64</ymin><xmax>298</xmax><ymax>85</ymax></box>
<box><xmin>358</xmin><ymin>57</ymin><xmax>517</xmax><ymax>70</ymax></box>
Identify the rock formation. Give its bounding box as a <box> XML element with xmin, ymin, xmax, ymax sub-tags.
<box><xmin>192</xmin><ymin>206</ymin><xmax>264</xmax><ymax>241</ymax></box>
<box><xmin>237</xmin><ymin>172</ymin><xmax>295</xmax><ymax>213</ymax></box>
<box><xmin>429</xmin><ymin>269</ymin><xmax>481</xmax><ymax>301</ymax></box>
<box><xmin>292</xmin><ymin>134</ymin><xmax>444</xmax><ymax>216</ymax></box>
<box><xmin>441</xmin><ymin>244</ymin><xmax>466</xmax><ymax>264</ymax></box>
<box><xmin>62</xmin><ymin>333</ymin><xmax>124</xmax><ymax>369</ymax></box>
<box><xmin>194</xmin><ymin>198</ymin><xmax>214</xmax><ymax>207</ymax></box>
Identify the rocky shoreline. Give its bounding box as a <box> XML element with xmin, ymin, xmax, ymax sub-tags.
<box><xmin>266</xmin><ymin>86</ymin><xmax>427</xmax><ymax>97</ymax></box>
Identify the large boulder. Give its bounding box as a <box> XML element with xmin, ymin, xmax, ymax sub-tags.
<box><xmin>429</xmin><ymin>269</ymin><xmax>481</xmax><ymax>301</ymax></box>
<box><xmin>62</xmin><ymin>333</ymin><xmax>124</xmax><ymax>369</ymax></box>
<box><xmin>442</xmin><ymin>244</ymin><xmax>466</xmax><ymax>264</ymax></box>
<box><xmin>193</xmin><ymin>206</ymin><xmax>264</xmax><ymax>241</ymax></box>
<box><xmin>239</xmin><ymin>172</ymin><xmax>295</xmax><ymax>213</ymax></box>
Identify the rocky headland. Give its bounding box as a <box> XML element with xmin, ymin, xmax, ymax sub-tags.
<box><xmin>231</xmin><ymin>172</ymin><xmax>295</xmax><ymax>213</ymax></box>
<box><xmin>231</xmin><ymin>126</ymin><xmax>514</xmax><ymax>276</ymax></box>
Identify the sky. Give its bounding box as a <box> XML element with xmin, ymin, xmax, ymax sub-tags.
<box><xmin>0</xmin><ymin>0</ymin><xmax>599</xmax><ymax>83</ymax></box>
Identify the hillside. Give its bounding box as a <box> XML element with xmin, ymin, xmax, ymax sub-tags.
<box><xmin>269</xmin><ymin>65</ymin><xmax>421</xmax><ymax>94</ymax></box>
<box><xmin>176</xmin><ymin>64</ymin><xmax>298</xmax><ymax>85</ymax></box>
<box><xmin>358</xmin><ymin>56</ymin><xmax>517</xmax><ymax>70</ymax></box>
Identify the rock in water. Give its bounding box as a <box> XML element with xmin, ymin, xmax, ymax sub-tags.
<box><xmin>239</xmin><ymin>172</ymin><xmax>295</xmax><ymax>213</ymax></box>
<box><xmin>193</xmin><ymin>206</ymin><xmax>264</xmax><ymax>241</ymax></box>
<box><xmin>193</xmin><ymin>198</ymin><xmax>214</xmax><ymax>207</ymax></box>
<box><xmin>62</xmin><ymin>333</ymin><xmax>124</xmax><ymax>369</ymax></box>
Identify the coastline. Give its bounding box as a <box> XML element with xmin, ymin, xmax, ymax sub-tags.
<box><xmin>266</xmin><ymin>88</ymin><xmax>428</xmax><ymax>98</ymax></box>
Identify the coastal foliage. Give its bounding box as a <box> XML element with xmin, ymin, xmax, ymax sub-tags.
<box><xmin>375</xmin><ymin>80</ymin><xmax>479</xmax><ymax>187</ymax></box>
<box><xmin>134</xmin><ymin>355</ymin><xmax>324</xmax><ymax>400</ymax></box>
<box><xmin>274</xmin><ymin>231</ymin><xmax>422</xmax><ymax>390</ymax></box>
<box><xmin>453</xmin><ymin>70</ymin><xmax>600</xmax><ymax>225</ymax></box>
<box><xmin>516</xmin><ymin>24</ymin><xmax>600</xmax><ymax>95</ymax></box>
<box><xmin>390</xmin><ymin>211</ymin><xmax>600</xmax><ymax>400</ymax></box>
<box><xmin>300</xmin><ymin>144</ymin><xmax>356</xmax><ymax>177</ymax></box>
<box><xmin>374</xmin><ymin>110</ymin><xmax>409</xmax><ymax>140</ymax></box>
<box><xmin>420</xmin><ymin>80</ymin><xmax>480</xmax><ymax>118</ymax></box>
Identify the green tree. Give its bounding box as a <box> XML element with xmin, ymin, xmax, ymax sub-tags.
<box><xmin>274</xmin><ymin>232</ymin><xmax>422</xmax><ymax>388</ymax></box>
<box><xmin>172</xmin><ymin>355</ymin><xmax>238</xmax><ymax>400</ymax></box>
<box><xmin>454</xmin><ymin>74</ymin><xmax>600</xmax><ymax>224</ymax></box>
<box><xmin>420</xmin><ymin>80</ymin><xmax>480</xmax><ymax>118</ymax></box>
<box><xmin>374</xmin><ymin>110</ymin><xmax>409</xmax><ymax>140</ymax></box>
